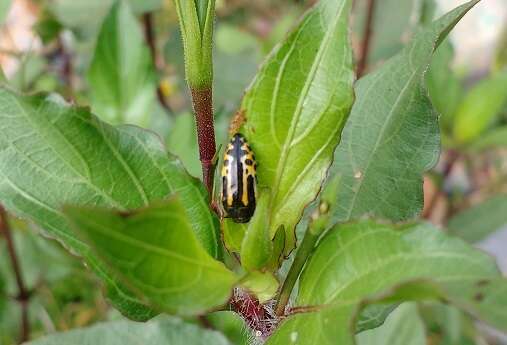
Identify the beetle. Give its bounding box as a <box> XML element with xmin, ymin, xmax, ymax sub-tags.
<box><xmin>221</xmin><ymin>133</ymin><xmax>257</xmax><ymax>223</ymax></box>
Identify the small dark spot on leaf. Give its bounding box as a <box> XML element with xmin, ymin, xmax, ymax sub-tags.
<box><xmin>439</xmin><ymin>297</ymin><xmax>450</xmax><ymax>304</ymax></box>
<box><xmin>224</xmin><ymin>159</ymin><xmax>229</xmax><ymax>166</ymax></box>
<box><xmin>118</xmin><ymin>211</ymin><xmax>133</xmax><ymax>218</ymax></box>
<box><xmin>245</xmin><ymin>159</ymin><xmax>253</xmax><ymax>165</ymax></box>
<box><xmin>476</xmin><ymin>279</ymin><xmax>490</xmax><ymax>287</ymax></box>
<box><xmin>474</xmin><ymin>292</ymin><xmax>484</xmax><ymax>302</ymax></box>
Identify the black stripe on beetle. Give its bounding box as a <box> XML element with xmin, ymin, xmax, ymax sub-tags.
<box><xmin>221</xmin><ymin>133</ymin><xmax>257</xmax><ymax>223</ymax></box>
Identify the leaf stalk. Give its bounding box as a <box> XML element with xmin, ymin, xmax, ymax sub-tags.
<box><xmin>357</xmin><ymin>0</ymin><xmax>376</xmax><ymax>77</ymax></box>
<box><xmin>275</xmin><ymin>226</ymin><xmax>319</xmax><ymax>316</ymax></box>
<box><xmin>0</xmin><ymin>205</ymin><xmax>30</xmax><ymax>343</ymax></box>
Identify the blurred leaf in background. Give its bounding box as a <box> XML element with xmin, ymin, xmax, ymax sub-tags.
<box><xmin>453</xmin><ymin>68</ymin><xmax>507</xmax><ymax>144</ymax></box>
<box><xmin>427</xmin><ymin>38</ymin><xmax>464</xmax><ymax>134</ymax></box>
<box><xmin>87</xmin><ymin>1</ymin><xmax>156</xmax><ymax>126</ymax></box>
<box><xmin>470</xmin><ymin>126</ymin><xmax>507</xmax><ymax>151</ymax></box>
<box><xmin>0</xmin><ymin>0</ymin><xmax>11</xmax><ymax>25</ymax></box>
<box><xmin>9</xmin><ymin>54</ymin><xmax>46</xmax><ymax>92</ymax></box>
<box><xmin>494</xmin><ymin>23</ymin><xmax>507</xmax><ymax>72</ymax></box>
<box><xmin>166</xmin><ymin>112</ymin><xmax>201</xmax><ymax>177</ymax></box>
<box><xmin>33</xmin><ymin>8</ymin><xmax>63</xmax><ymax>44</ymax></box>
<box><xmin>420</xmin><ymin>303</ymin><xmax>478</xmax><ymax>345</ymax></box>
<box><xmin>448</xmin><ymin>194</ymin><xmax>507</xmax><ymax>243</ymax></box>
<box><xmin>48</xmin><ymin>0</ymin><xmax>161</xmax><ymax>40</ymax></box>
<box><xmin>356</xmin><ymin>303</ymin><xmax>426</xmax><ymax>345</ymax></box>
<box><xmin>165</xmin><ymin>23</ymin><xmax>261</xmax><ymax>176</ymax></box>
<box><xmin>214</xmin><ymin>24</ymin><xmax>259</xmax><ymax>114</ymax></box>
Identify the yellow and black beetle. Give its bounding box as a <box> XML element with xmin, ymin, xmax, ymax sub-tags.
<box><xmin>221</xmin><ymin>133</ymin><xmax>257</xmax><ymax>223</ymax></box>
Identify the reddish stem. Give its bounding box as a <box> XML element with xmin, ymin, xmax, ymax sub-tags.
<box><xmin>191</xmin><ymin>87</ymin><xmax>216</xmax><ymax>196</ymax></box>
<box><xmin>230</xmin><ymin>288</ymin><xmax>278</xmax><ymax>339</ymax></box>
<box><xmin>0</xmin><ymin>205</ymin><xmax>30</xmax><ymax>343</ymax></box>
<box><xmin>356</xmin><ymin>0</ymin><xmax>376</xmax><ymax>78</ymax></box>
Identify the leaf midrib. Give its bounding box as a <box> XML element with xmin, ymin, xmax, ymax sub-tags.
<box><xmin>75</xmin><ymin>213</ymin><xmax>225</xmax><ymax>272</ymax></box>
<box><xmin>343</xmin><ymin>61</ymin><xmax>422</xmax><ymax>221</ymax></box>
<box><xmin>269</xmin><ymin>1</ymin><xmax>347</xmax><ymax>222</ymax></box>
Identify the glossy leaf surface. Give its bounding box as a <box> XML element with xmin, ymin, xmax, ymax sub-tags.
<box><xmin>240</xmin><ymin>0</ymin><xmax>355</xmax><ymax>253</ymax></box>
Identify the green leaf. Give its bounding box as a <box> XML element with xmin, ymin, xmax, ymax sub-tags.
<box><xmin>266</xmin><ymin>221</ymin><xmax>505</xmax><ymax>344</ymax></box>
<box><xmin>49</xmin><ymin>0</ymin><xmax>161</xmax><ymax>39</ymax></box>
<box><xmin>9</xmin><ymin>54</ymin><xmax>46</xmax><ymax>92</ymax></box>
<box><xmin>356</xmin><ymin>304</ymin><xmax>398</xmax><ymax>332</ymax></box>
<box><xmin>222</xmin><ymin>219</ymin><xmax>246</xmax><ymax>254</ymax></box>
<box><xmin>356</xmin><ymin>303</ymin><xmax>426</xmax><ymax>345</ymax></box>
<box><xmin>207</xmin><ymin>311</ymin><xmax>249</xmax><ymax>345</ymax></box>
<box><xmin>173</xmin><ymin>0</ymin><xmax>215</xmax><ymax>88</ymax></box>
<box><xmin>427</xmin><ymin>38</ymin><xmax>464</xmax><ymax>132</ymax></box>
<box><xmin>241</xmin><ymin>192</ymin><xmax>273</xmax><ymax>271</ymax></box>
<box><xmin>240</xmin><ymin>271</ymin><xmax>279</xmax><ymax>303</ymax></box>
<box><xmin>494</xmin><ymin>24</ymin><xmax>507</xmax><ymax>72</ymax></box>
<box><xmin>469</xmin><ymin>126</ymin><xmax>507</xmax><ymax>151</ymax></box>
<box><xmin>88</xmin><ymin>1</ymin><xmax>156</xmax><ymax>126</ymax></box>
<box><xmin>64</xmin><ymin>199</ymin><xmax>236</xmax><ymax>315</ymax></box>
<box><xmin>0</xmin><ymin>88</ymin><xmax>219</xmax><ymax>319</ymax></box>
<box><xmin>34</xmin><ymin>9</ymin><xmax>63</xmax><ymax>44</ymax></box>
<box><xmin>326</xmin><ymin>1</ymin><xmax>478</xmax><ymax>223</ymax></box>
<box><xmin>453</xmin><ymin>69</ymin><xmax>507</xmax><ymax>143</ymax></box>
<box><xmin>0</xmin><ymin>0</ymin><xmax>11</xmax><ymax>26</ymax></box>
<box><xmin>448</xmin><ymin>195</ymin><xmax>507</xmax><ymax>243</ymax></box>
<box><xmin>240</xmin><ymin>0</ymin><xmax>354</xmax><ymax>254</ymax></box>
<box><xmin>25</xmin><ymin>316</ymin><xmax>230</xmax><ymax>345</ymax></box>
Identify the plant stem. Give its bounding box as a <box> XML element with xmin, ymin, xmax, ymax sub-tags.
<box><xmin>0</xmin><ymin>205</ymin><xmax>30</xmax><ymax>343</ymax></box>
<box><xmin>57</xmin><ymin>36</ymin><xmax>74</xmax><ymax>101</ymax></box>
<box><xmin>356</xmin><ymin>0</ymin><xmax>376</xmax><ymax>78</ymax></box>
<box><xmin>275</xmin><ymin>227</ymin><xmax>320</xmax><ymax>316</ymax></box>
<box><xmin>423</xmin><ymin>150</ymin><xmax>460</xmax><ymax>220</ymax></box>
<box><xmin>191</xmin><ymin>87</ymin><xmax>216</xmax><ymax>196</ymax></box>
<box><xmin>142</xmin><ymin>12</ymin><xmax>174</xmax><ymax>117</ymax></box>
